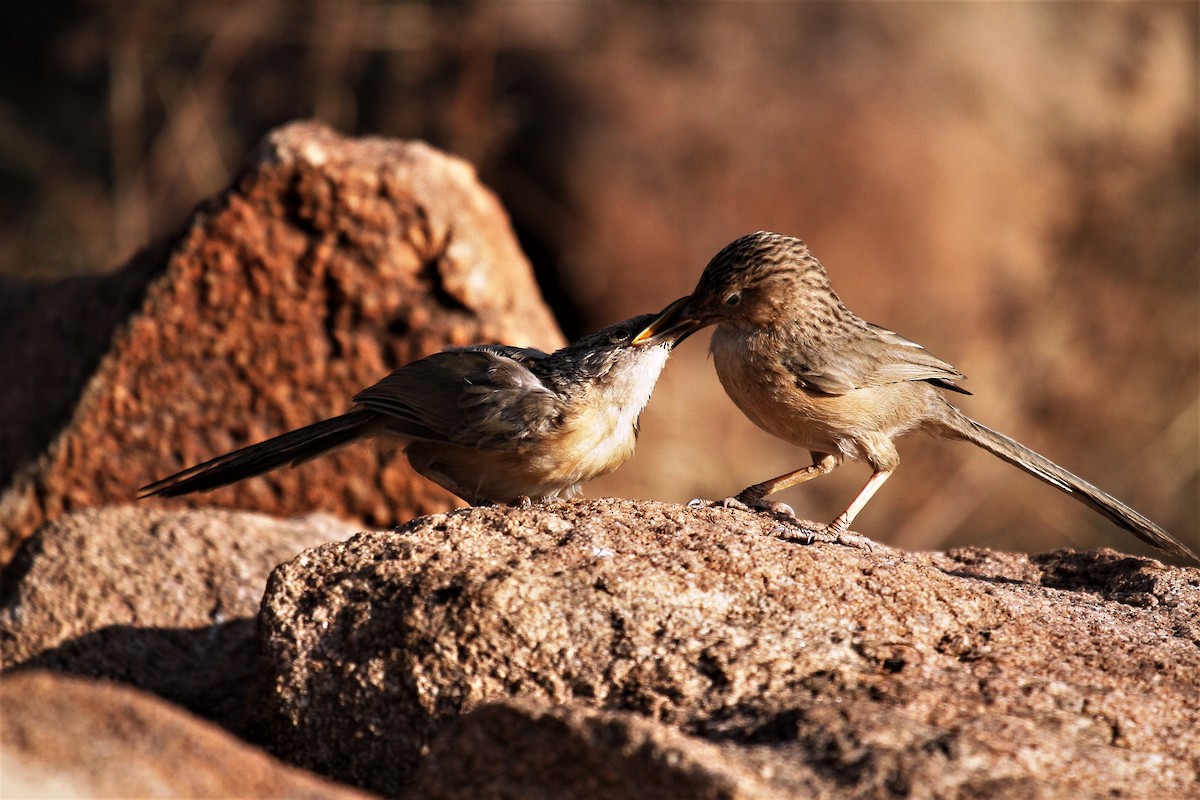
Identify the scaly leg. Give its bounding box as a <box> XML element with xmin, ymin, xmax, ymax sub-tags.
<box><xmin>721</xmin><ymin>452</ymin><xmax>841</xmax><ymax>514</ymax></box>
<box><xmin>827</xmin><ymin>468</ymin><xmax>894</xmax><ymax>536</ymax></box>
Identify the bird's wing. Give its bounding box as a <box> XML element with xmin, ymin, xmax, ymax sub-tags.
<box><xmin>785</xmin><ymin>322</ymin><xmax>968</xmax><ymax>395</ymax></box>
<box><xmin>352</xmin><ymin>347</ymin><xmax>563</xmax><ymax>448</ymax></box>
<box><xmin>460</xmin><ymin>344</ymin><xmax>550</xmax><ymax>366</ymax></box>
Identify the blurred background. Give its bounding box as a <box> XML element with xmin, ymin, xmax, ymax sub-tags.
<box><xmin>1</xmin><ymin>0</ymin><xmax>1196</xmax><ymax>556</ymax></box>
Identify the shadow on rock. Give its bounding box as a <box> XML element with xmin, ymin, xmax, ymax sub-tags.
<box><xmin>5</xmin><ymin>619</ymin><xmax>265</xmax><ymax>740</ymax></box>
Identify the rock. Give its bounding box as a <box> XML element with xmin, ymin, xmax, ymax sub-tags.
<box><xmin>0</xmin><ymin>120</ymin><xmax>564</xmax><ymax>563</ymax></box>
<box><xmin>259</xmin><ymin>498</ymin><xmax>1200</xmax><ymax>798</ymax></box>
<box><xmin>0</xmin><ymin>670</ymin><xmax>377</xmax><ymax>800</ymax></box>
<box><xmin>0</xmin><ymin>505</ymin><xmax>358</xmax><ymax>737</ymax></box>
<box><xmin>0</xmin><ymin>245</ymin><xmax>163</xmax><ymax>498</ymax></box>
<box><xmin>409</xmin><ymin>697</ymin><xmax>784</xmax><ymax>800</ymax></box>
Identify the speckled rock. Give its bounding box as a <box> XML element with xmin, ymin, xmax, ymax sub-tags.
<box><xmin>0</xmin><ymin>670</ymin><xmax>376</xmax><ymax>800</ymax></box>
<box><xmin>410</xmin><ymin>697</ymin><xmax>784</xmax><ymax>800</ymax></box>
<box><xmin>258</xmin><ymin>498</ymin><xmax>1200</xmax><ymax>798</ymax></box>
<box><xmin>1</xmin><ymin>505</ymin><xmax>357</xmax><ymax>736</ymax></box>
<box><xmin>0</xmin><ymin>120</ymin><xmax>563</xmax><ymax>562</ymax></box>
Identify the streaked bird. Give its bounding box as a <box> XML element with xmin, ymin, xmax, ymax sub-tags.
<box><xmin>636</xmin><ymin>231</ymin><xmax>1197</xmax><ymax>562</ymax></box>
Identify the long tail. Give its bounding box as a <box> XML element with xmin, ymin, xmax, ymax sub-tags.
<box><xmin>140</xmin><ymin>410</ymin><xmax>379</xmax><ymax>498</ymax></box>
<box><xmin>939</xmin><ymin>409</ymin><xmax>1198</xmax><ymax>563</ymax></box>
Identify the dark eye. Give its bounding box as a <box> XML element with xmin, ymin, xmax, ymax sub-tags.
<box><xmin>609</xmin><ymin>328</ymin><xmax>631</xmax><ymax>343</ymax></box>
<box><xmin>724</xmin><ymin>292</ymin><xmax>742</xmax><ymax>306</ymax></box>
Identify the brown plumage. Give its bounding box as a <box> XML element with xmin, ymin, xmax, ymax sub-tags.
<box><xmin>141</xmin><ymin>309</ymin><xmax>685</xmax><ymax>506</ymax></box>
<box><xmin>636</xmin><ymin>231</ymin><xmax>1197</xmax><ymax>562</ymax></box>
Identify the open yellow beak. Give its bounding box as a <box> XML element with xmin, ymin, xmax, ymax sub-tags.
<box><xmin>632</xmin><ymin>296</ymin><xmax>702</xmax><ymax>346</ymax></box>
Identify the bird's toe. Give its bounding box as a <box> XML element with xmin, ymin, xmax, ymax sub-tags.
<box><xmin>718</xmin><ymin>495</ymin><xmax>752</xmax><ymax>512</ymax></box>
<box><xmin>818</xmin><ymin>526</ymin><xmax>882</xmax><ymax>552</ymax></box>
<box><xmin>726</xmin><ymin>492</ymin><xmax>795</xmax><ymax>518</ymax></box>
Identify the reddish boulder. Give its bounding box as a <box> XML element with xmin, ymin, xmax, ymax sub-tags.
<box><xmin>0</xmin><ymin>121</ymin><xmax>563</xmax><ymax>562</ymax></box>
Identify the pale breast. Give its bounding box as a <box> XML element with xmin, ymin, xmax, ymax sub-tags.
<box><xmin>404</xmin><ymin>398</ymin><xmax>639</xmax><ymax>504</ymax></box>
<box><xmin>402</xmin><ymin>345</ymin><xmax>668</xmax><ymax>504</ymax></box>
<box><xmin>547</xmin><ymin>401</ymin><xmax>639</xmax><ymax>480</ymax></box>
<box><xmin>531</xmin><ymin>345</ymin><xmax>668</xmax><ymax>487</ymax></box>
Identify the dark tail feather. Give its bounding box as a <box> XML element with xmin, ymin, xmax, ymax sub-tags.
<box><xmin>941</xmin><ymin>410</ymin><xmax>1198</xmax><ymax>563</ymax></box>
<box><xmin>140</xmin><ymin>410</ymin><xmax>378</xmax><ymax>498</ymax></box>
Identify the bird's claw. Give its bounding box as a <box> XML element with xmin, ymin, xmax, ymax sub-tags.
<box><xmin>720</xmin><ymin>493</ymin><xmax>796</xmax><ymax>518</ymax></box>
<box><xmin>768</xmin><ymin>523</ymin><xmax>820</xmax><ymax>545</ymax></box>
<box><xmin>687</xmin><ymin>494</ymin><xmax>795</xmax><ymax>518</ymax></box>
<box><xmin>769</xmin><ymin>522</ymin><xmax>880</xmax><ymax>552</ymax></box>
<box><xmin>717</xmin><ymin>495</ymin><xmax>750</xmax><ymax>511</ymax></box>
<box><xmin>692</xmin><ymin>496</ymin><xmax>879</xmax><ymax>552</ymax></box>
<box><xmin>816</xmin><ymin>527</ymin><xmax>881</xmax><ymax>552</ymax></box>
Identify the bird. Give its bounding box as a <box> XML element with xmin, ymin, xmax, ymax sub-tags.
<box><xmin>634</xmin><ymin>231</ymin><xmax>1198</xmax><ymax>562</ymax></box>
<box><xmin>141</xmin><ymin>308</ymin><xmax>689</xmax><ymax>506</ymax></box>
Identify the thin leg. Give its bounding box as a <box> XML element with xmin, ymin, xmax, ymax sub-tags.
<box><xmin>737</xmin><ymin>452</ymin><xmax>840</xmax><ymax>503</ymax></box>
<box><xmin>827</xmin><ymin>468</ymin><xmax>893</xmax><ymax>536</ymax></box>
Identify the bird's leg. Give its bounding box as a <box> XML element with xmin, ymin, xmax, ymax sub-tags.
<box><xmin>728</xmin><ymin>452</ymin><xmax>880</xmax><ymax>551</ymax></box>
<box><xmin>826</xmin><ymin>468</ymin><xmax>893</xmax><ymax>536</ymax></box>
<box><xmin>722</xmin><ymin>452</ymin><xmax>840</xmax><ymax>515</ymax></box>
<box><xmin>735</xmin><ymin>451</ymin><xmax>840</xmax><ymax>505</ymax></box>
<box><xmin>819</xmin><ymin>437</ymin><xmax>900</xmax><ymax>547</ymax></box>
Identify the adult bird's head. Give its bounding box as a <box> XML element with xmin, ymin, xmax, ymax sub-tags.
<box><xmin>635</xmin><ymin>231</ymin><xmax>833</xmax><ymax>344</ymax></box>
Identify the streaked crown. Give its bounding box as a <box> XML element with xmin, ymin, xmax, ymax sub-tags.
<box><xmin>693</xmin><ymin>231</ymin><xmax>830</xmax><ymax>307</ymax></box>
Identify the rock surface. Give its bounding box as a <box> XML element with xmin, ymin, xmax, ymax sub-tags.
<box><xmin>259</xmin><ymin>498</ymin><xmax>1200</xmax><ymax>798</ymax></box>
<box><xmin>0</xmin><ymin>670</ymin><xmax>376</xmax><ymax>800</ymax></box>
<box><xmin>0</xmin><ymin>505</ymin><xmax>357</xmax><ymax>737</ymax></box>
<box><xmin>409</xmin><ymin>697</ymin><xmax>784</xmax><ymax>800</ymax></box>
<box><xmin>0</xmin><ymin>120</ymin><xmax>564</xmax><ymax>563</ymax></box>
<box><xmin>0</xmin><ymin>244</ymin><xmax>163</xmax><ymax>493</ymax></box>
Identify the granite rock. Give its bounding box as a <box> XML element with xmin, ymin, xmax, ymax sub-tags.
<box><xmin>0</xmin><ymin>505</ymin><xmax>357</xmax><ymax>737</ymax></box>
<box><xmin>0</xmin><ymin>121</ymin><xmax>563</xmax><ymax>562</ymax></box>
<box><xmin>258</xmin><ymin>498</ymin><xmax>1200</xmax><ymax>797</ymax></box>
<box><xmin>0</xmin><ymin>670</ymin><xmax>376</xmax><ymax>800</ymax></box>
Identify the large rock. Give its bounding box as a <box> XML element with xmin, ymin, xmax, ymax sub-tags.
<box><xmin>0</xmin><ymin>505</ymin><xmax>358</xmax><ymax>737</ymax></box>
<box><xmin>409</xmin><ymin>698</ymin><xmax>784</xmax><ymax>800</ymax></box>
<box><xmin>0</xmin><ymin>121</ymin><xmax>564</xmax><ymax>563</ymax></box>
<box><xmin>0</xmin><ymin>246</ymin><xmax>163</xmax><ymax>501</ymax></box>
<box><xmin>259</xmin><ymin>498</ymin><xmax>1200</xmax><ymax>798</ymax></box>
<box><xmin>0</xmin><ymin>670</ymin><xmax>376</xmax><ymax>800</ymax></box>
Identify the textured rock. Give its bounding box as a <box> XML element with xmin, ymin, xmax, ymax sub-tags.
<box><xmin>410</xmin><ymin>698</ymin><xmax>783</xmax><ymax>800</ymax></box>
<box><xmin>0</xmin><ymin>245</ymin><xmax>163</xmax><ymax>492</ymax></box>
<box><xmin>0</xmin><ymin>505</ymin><xmax>357</xmax><ymax>737</ymax></box>
<box><xmin>0</xmin><ymin>120</ymin><xmax>564</xmax><ymax>563</ymax></box>
<box><xmin>0</xmin><ymin>670</ymin><xmax>376</xmax><ymax>800</ymax></box>
<box><xmin>259</xmin><ymin>498</ymin><xmax>1200</xmax><ymax>798</ymax></box>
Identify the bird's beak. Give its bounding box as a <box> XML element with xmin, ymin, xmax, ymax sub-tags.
<box><xmin>632</xmin><ymin>296</ymin><xmax>704</xmax><ymax>347</ymax></box>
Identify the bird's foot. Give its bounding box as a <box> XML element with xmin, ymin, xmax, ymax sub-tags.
<box><xmin>817</xmin><ymin>528</ymin><xmax>879</xmax><ymax>551</ymax></box>
<box><xmin>685</xmin><ymin>496</ymin><xmax>780</xmax><ymax>512</ymax></box>
<box><xmin>718</xmin><ymin>491</ymin><xmax>796</xmax><ymax>518</ymax></box>
<box><xmin>769</xmin><ymin>516</ymin><xmax>880</xmax><ymax>552</ymax></box>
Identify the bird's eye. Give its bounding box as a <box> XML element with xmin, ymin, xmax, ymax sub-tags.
<box><xmin>724</xmin><ymin>292</ymin><xmax>742</xmax><ymax>306</ymax></box>
<box><xmin>609</xmin><ymin>329</ymin><xmax>631</xmax><ymax>343</ymax></box>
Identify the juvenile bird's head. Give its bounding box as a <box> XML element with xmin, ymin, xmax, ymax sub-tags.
<box><xmin>542</xmin><ymin>308</ymin><xmax>689</xmax><ymax>405</ymax></box>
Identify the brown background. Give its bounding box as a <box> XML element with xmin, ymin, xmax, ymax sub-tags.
<box><xmin>2</xmin><ymin>1</ymin><xmax>1196</xmax><ymax>556</ymax></box>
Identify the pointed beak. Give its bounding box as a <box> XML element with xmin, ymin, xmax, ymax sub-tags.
<box><xmin>632</xmin><ymin>296</ymin><xmax>703</xmax><ymax>347</ymax></box>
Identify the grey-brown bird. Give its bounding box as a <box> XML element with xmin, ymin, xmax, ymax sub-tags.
<box><xmin>141</xmin><ymin>309</ymin><xmax>686</xmax><ymax>505</ymax></box>
<box><xmin>635</xmin><ymin>231</ymin><xmax>1197</xmax><ymax>562</ymax></box>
